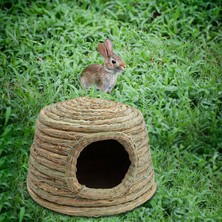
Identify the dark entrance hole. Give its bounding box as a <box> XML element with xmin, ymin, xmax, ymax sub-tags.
<box><xmin>76</xmin><ymin>140</ymin><xmax>131</xmax><ymax>189</ymax></box>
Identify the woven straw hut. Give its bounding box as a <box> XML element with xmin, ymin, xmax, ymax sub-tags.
<box><xmin>27</xmin><ymin>97</ymin><xmax>157</xmax><ymax>217</ymax></box>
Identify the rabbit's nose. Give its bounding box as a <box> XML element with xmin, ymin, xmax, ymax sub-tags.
<box><xmin>120</xmin><ymin>63</ymin><xmax>126</xmax><ymax>70</ymax></box>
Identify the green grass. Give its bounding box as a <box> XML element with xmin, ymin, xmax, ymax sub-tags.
<box><xmin>0</xmin><ymin>0</ymin><xmax>222</xmax><ymax>221</ymax></box>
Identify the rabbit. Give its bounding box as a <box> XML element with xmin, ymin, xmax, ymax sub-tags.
<box><xmin>80</xmin><ymin>39</ymin><xmax>126</xmax><ymax>93</ymax></box>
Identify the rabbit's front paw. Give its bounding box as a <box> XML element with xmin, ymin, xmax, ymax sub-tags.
<box><xmin>104</xmin><ymin>85</ymin><xmax>113</xmax><ymax>93</ymax></box>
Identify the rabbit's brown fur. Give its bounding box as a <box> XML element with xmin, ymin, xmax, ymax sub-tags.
<box><xmin>80</xmin><ymin>39</ymin><xmax>126</xmax><ymax>93</ymax></box>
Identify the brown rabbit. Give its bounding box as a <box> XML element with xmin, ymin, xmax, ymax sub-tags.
<box><xmin>80</xmin><ymin>39</ymin><xmax>126</xmax><ymax>93</ymax></box>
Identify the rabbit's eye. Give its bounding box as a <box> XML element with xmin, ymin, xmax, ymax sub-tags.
<box><xmin>111</xmin><ymin>59</ymin><xmax>116</xmax><ymax>64</ymax></box>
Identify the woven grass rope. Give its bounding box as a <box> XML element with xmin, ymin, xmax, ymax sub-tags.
<box><xmin>27</xmin><ymin>97</ymin><xmax>157</xmax><ymax>217</ymax></box>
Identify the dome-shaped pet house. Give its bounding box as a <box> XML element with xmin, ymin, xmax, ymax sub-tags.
<box><xmin>27</xmin><ymin>97</ymin><xmax>157</xmax><ymax>217</ymax></box>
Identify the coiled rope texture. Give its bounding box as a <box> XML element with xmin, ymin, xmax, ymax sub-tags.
<box><xmin>27</xmin><ymin>97</ymin><xmax>157</xmax><ymax>217</ymax></box>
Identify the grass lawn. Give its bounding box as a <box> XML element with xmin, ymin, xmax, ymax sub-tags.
<box><xmin>0</xmin><ymin>0</ymin><xmax>222</xmax><ymax>221</ymax></box>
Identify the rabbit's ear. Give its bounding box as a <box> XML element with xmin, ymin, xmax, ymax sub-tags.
<box><xmin>104</xmin><ymin>39</ymin><xmax>113</xmax><ymax>57</ymax></box>
<box><xmin>98</xmin><ymin>43</ymin><xmax>108</xmax><ymax>58</ymax></box>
